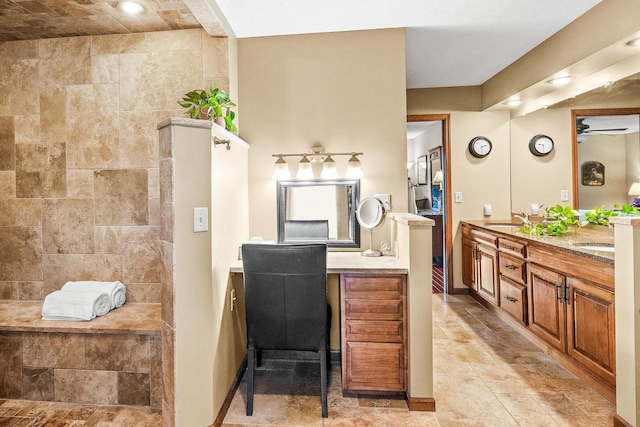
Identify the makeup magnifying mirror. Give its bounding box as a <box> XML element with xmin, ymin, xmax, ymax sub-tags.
<box><xmin>356</xmin><ymin>196</ymin><xmax>386</xmax><ymax>257</ymax></box>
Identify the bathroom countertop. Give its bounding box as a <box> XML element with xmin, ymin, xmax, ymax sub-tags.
<box><xmin>0</xmin><ymin>301</ymin><xmax>161</xmax><ymax>335</ymax></box>
<box><xmin>462</xmin><ymin>219</ymin><xmax>615</xmax><ymax>264</ymax></box>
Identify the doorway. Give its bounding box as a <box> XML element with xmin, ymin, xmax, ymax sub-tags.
<box><xmin>407</xmin><ymin>114</ymin><xmax>451</xmax><ymax>294</ymax></box>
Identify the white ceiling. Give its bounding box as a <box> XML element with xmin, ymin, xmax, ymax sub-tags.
<box><xmin>214</xmin><ymin>0</ymin><xmax>602</xmax><ymax>88</ymax></box>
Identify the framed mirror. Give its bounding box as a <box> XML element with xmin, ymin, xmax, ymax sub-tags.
<box><xmin>277</xmin><ymin>179</ymin><xmax>360</xmax><ymax>248</ymax></box>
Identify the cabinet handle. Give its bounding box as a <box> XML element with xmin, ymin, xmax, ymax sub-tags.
<box><xmin>504</xmin><ymin>264</ymin><xmax>517</xmax><ymax>270</ymax></box>
<box><xmin>504</xmin><ymin>296</ymin><xmax>517</xmax><ymax>303</ymax></box>
<box><xmin>564</xmin><ymin>283</ymin><xmax>570</xmax><ymax>305</ymax></box>
<box><xmin>503</xmin><ymin>245</ymin><xmax>516</xmax><ymax>251</ymax></box>
<box><xmin>555</xmin><ymin>283</ymin><xmax>563</xmax><ymax>302</ymax></box>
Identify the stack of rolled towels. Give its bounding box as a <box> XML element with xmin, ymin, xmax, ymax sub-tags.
<box><xmin>41</xmin><ymin>281</ymin><xmax>127</xmax><ymax>321</ymax></box>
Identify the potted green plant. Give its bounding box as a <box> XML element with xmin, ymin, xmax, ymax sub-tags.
<box><xmin>177</xmin><ymin>84</ymin><xmax>237</xmax><ymax>132</ymax></box>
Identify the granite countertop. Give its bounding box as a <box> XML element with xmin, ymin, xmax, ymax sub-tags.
<box><xmin>462</xmin><ymin>219</ymin><xmax>615</xmax><ymax>263</ymax></box>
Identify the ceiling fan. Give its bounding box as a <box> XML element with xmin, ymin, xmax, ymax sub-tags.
<box><xmin>576</xmin><ymin>117</ymin><xmax>628</xmax><ymax>135</ymax></box>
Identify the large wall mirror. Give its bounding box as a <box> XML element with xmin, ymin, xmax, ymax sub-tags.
<box><xmin>277</xmin><ymin>179</ymin><xmax>360</xmax><ymax>247</ymax></box>
<box><xmin>572</xmin><ymin>108</ymin><xmax>640</xmax><ymax>210</ymax></box>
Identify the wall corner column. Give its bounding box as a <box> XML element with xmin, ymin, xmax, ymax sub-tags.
<box><xmin>611</xmin><ymin>217</ymin><xmax>640</xmax><ymax>427</ymax></box>
<box><xmin>389</xmin><ymin>213</ymin><xmax>435</xmax><ymax>411</ymax></box>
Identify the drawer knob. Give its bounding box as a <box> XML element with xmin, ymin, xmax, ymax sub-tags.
<box><xmin>504</xmin><ymin>264</ymin><xmax>517</xmax><ymax>270</ymax></box>
<box><xmin>504</xmin><ymin>296</ymin><xmax>517</xmax><ymax>303</ymax></box>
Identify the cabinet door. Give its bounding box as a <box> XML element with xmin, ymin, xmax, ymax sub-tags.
<box><xmin>477</xmin><ymin>243</ymin><xmax>499</xmax><ymax>306</ymax></box>
<box><xmin>342</xmin><ymin>341</ymin><xmax>405</xmax><ymax>392</ymax></box>
<box><xmin>462</xmin><ymin>238</ymin><xmax>476</xmax><ymax>289</ymax></box>
<box><xmin>528</xmin><ymin>264</ymin><xmax>566</xmax><ymax>352</ymax></box>
<box><xmin>566</xmin><ymin>276</ymin><xmax>615</xmax><ymax>386</ymax></box>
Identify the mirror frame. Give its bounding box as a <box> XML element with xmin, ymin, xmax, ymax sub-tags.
<box><xmin>277</xmin><ymin>179</ymin><xmax>360</xmax><ymax>248</ymax></box>
<box><xmin>571</xmin><ymin>107</ymin><xmax>640</xmax><ymax>208</ymax></box>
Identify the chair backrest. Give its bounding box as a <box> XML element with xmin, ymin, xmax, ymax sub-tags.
<box><xmin>241</xmin><ymin>243</ymin><xmax>328</xmax><ymax>352</ymax></box>
<box><xmin>283</xmin><ymin>220</ymin><xmax>329</xmax><ymax>241</ymax></box>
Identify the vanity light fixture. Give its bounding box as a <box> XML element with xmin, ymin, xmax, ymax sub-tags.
<box><xmin>297</xmin><ymin>155</ymin><xmax>314</xmax><ymax>179</ymax></box>
<box><xmin>273</xmin><ymin>155</ymin><xmax>290</xmax><ymax>180</ymax></box>
<box><xmin>117</xmin><ymin>1</ymin><xmax>144</xmax><ymax>14</ymax></box>
<box><xmin>272</xmin><ymin>147</ymin><xmax>363</xmax><ymax>180</ymax></box>
<box><xmin>321</xmin><ymin>155</ymin><xmax>339</xmax><ymax>179</ymax></box>
<box><xmin>546</xmin><ymin>76</ymin><xmax>574</xmax><ymax>86</ymax></box>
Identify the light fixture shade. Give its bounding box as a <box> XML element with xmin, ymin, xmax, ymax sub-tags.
<box><xmin>321</xmin><ymin>155</ymin><xmax>339</xmax><ymax>179</ymax></box>
<box><xmin>546</xmin><ymin>76</ymin><xmax>573</xmax><ymax>86</ymax></box>
<box><xmin>273</xmin><ymin>156</ymin><xmax>290</xmax><ymax>180</ymax></box>
<box><xmin>433</xmin><ymin>170</ymin><xmax>443</xmax><ymax>184</ymax></box>
<box><xmin>628</xmin><ymin>181</ymin><xmax>640</xmax><ymax>196</ymax></box>
<box><xmin>346</xmin><ymin>154</ymin><xmax>363</xmax><ymax>178</ymax></box>
<box><xmin>297</xmin><ymin>155</ymin><xmax>314</xmax><ymax>179</ymax></box>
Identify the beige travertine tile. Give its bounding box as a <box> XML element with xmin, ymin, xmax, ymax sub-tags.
<box><xmin>119</xmin><ymin>50</ymin><xmax>202</xmax><ymax>112</ymax></box>
<box><xmin>0</xmin><ymin>116</ymin><xmax>15</xmax><ymax>171</ymax></box>
<box><xmin>91</xmin><ymin>33</ymin><xmax>147</xmax><ymax>55</ymax></box>
<box><xmin>54</xmin><ymin>369</ymin><xmax>118</xmax><ymax>404</ymax></box>
<box><xmin>42</xmin><ymin>254</ymin><xmax>121</xmax><ymax>295</ymax></box>
<box><xmin>0</xmin><ymin>58</ymin><xmax>39</xmax><ymax>116</ymax></box>
<box><xmin>66</xmin><ymin>84</ymin><xmax>120</xmax><ymax>169</ymax></box>
<box><xmin>161</xmin><ymin>322</ymin><xmax>175</xmax><ymax>414</ymax></box>
<box><xmin>15</xmin><ymin>142</ymin><xmax>66</xmax><ymax>198</ymax></box>
<box><xmin>0</xmin><ymin>171</ymin><xmax>16</xmax><ymax>197</ymax></box>
<box><xmin>203</xmin><ymin>35</ymin><xmax>229</xmax><ymax>80</ymax></box>
<box><xmin>13</xmin><ymin>115</ymin><xmax>40</xmax><ymax>144</ymax></box>
<box><xmin>0</xmin><ymin>227</ymin><xmax>42</xmax><ymax>281</ymax></box>
<box><xmin>159</xmin><ymin>158</ymin><xmax>174</xmax><ymax>243</ymax></box>
<box><xmin>23</xmin><ymin>333</ymin><xmax>85</xmax><ymax>369</ymax></box>
<box><xmin>124</xmin><ymin>282</ymin><xmax>161</xmax><ymax>303</ymax></box>
<box><xmin>0</xmin><ymin>332</ymin><xmax>22</xmax><ymax>399</ymax></box>
<box><xmin>18</xmin><ymin>281</ymin><xmax>45</xmax><ymax>300</ymax></box>
<box><xmin>120</xmin><ymin>226</ymin><xmax>161</xmax><ymax>283</ymax></box>
<box><xmin>0</xmin><ymin>199</ymin><xmax>42</xmax><ymax>227</ymax></box>
<box><xmin>38</xmin><ymin>37</ymin><xmax>91</xmax><ymax>86</ymax></box>
<box><xmin>22</xmin><ymin>367</ymin><xmax>54</xmax><ymax>401</ymax></box>
<box><xmin>85</xmin><ymin>335</ymin><xmax>150</xmax><ymax>372</ymax></box>
<box><xmin>43</xmin><ymin>199</ymin><xmax>95</xmax><ymax>255</ymax></box>
<box><xmin>39</xmin><ymin>86</ymin><xmax>67</xmax><ymax>143</ymax></box>
<box><xmin>65</xmin><ymin>169</ymin><xmax>94</xmax><ymax>198</ymax></box>
<box><xmin>150</xmin><ymin>335</ymin><xmax>163</xmax><ymax>409</ymax></box>
<box><xmin>91</xmin><ymin>54</ymin><xmax>119</xmax><ymax>84</ymax></box>
<box><xmin>0</xmin><ymin>282</ymin><xmax>18</xmax><ymax>299</ymax></box>
<box><xmin>117</xmin><ymin>372</ymin><xmax>150</xmax><ymax>406</ymax></box>
<box><xmin>119</xmin><ymin>111</ymin><xmax>161</xmax><ymax>168</ymax></box>
<box><xmin>0</xmin><ymin>40</ymin><xmax>37</xmax><ymax>59</ymax></box>
<box><xmin>94</xmin><ymin>226</ymin><xmax>121</xmax><ymax>254</ymax></box>
<box><xmin>94</xmin><ymin>169</ymin><xmax>148</xmax><ymax>226</ymax></box>
<box><xmin>160</xmin><ymin>241</ymin><xmax>174</xmax><ymax>326</ymax></box>
<box><xmin>142</xmin><ymin>29</ymin><xmax>203</xmax><ymax>53</ymax></box>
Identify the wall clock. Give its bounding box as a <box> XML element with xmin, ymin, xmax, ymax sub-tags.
<box><xmin>468</xmin><ymin>136</ymin><xmax>492</xmax><ymax>158</ymax></box>
<box><xmin>529</xmin><ymin>134</ymin><xmax>554</xmax><ymax>157</ymax></box>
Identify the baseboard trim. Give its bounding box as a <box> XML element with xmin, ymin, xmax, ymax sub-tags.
<box><xmin>212</xmin><ymin>356</ymin><xmax>247</xmax><ymax>427</ymax></box>
<box><xmin>449</xmin><ymin>287</ymin><xmax>469</xmax><ymax>295</ymax></box>
<box><xmin>614</xmin><ymin>414</ymin><xmax>633</xmax><ymax>427</ymax></box>
<box><xmin>406</xmin><ymin>396</ymin><xmax>436</xmax><ymax>411</ymax></box>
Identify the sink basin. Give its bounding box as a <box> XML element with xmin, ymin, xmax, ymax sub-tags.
<box><xmin>485</xmin><ymin>223</ymin><xmax>520</xmax><ymax>228</ymax></box>
<box><xmin>573</xmin><ymin>243</ymin><xmax>615</xmax><ymax>253</ymax></box>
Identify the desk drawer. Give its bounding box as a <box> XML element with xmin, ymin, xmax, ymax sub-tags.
<box><xmin>344</xmin><ymin>298</ymin><xmax>403</xmax><ymax>320</ymax></box>
<box><xmin>342</xmin><ymin>275</ymin><xmax>404</xmax><ymax>300</ymax></box>
<box><xmin>498</xmin><ymin>238</ymin><xmax>527</xmax><ymax>258</ymax></box>
<box><xmin>499</xmin><ymin>252</ymin><xmax>527</xmax><ymax>284</ymax></box>
<box><xmin>344</xmin><ymin>319</ymin><xmax>403</xmax><ymax>343</ymax></box>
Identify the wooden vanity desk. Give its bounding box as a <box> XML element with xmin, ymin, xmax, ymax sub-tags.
<box><xmin>230</xmin><ymin>252</ymin><xmax>410</xmax><ymax>397</ymax></box>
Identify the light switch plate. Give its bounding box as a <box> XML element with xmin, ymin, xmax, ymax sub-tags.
<box><xmin>374</xmin><ymin>194</ymin><xmax>391</xmax><ymax>211</ymax></box>
<box><xmin>560</xmin><ymin>189</ymin><xmax>569</xmax><ymax>202</ymax></box>
<box><xmin>193</xmin><ymin>207</ymin><xmax>208</xmax><ymax>232</ymax></box>
<box><xmin>455</xmin><ymin>192</ymin><xmax>463</xmax><ymax>203</ymax></box>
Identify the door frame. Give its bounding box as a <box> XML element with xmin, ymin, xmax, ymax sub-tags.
<box><xmin>407</xmin><ymin>114</ymin><xmax>452</xmax><ymax>293</ymax></box>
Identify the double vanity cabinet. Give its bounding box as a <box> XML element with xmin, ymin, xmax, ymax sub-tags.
<box><xmin>461</xmin><ymin>221</ymin><xmax>615</xmax><ymax>401</ymax></box>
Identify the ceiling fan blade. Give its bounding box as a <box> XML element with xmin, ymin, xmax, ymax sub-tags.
<box><xmin>585</xmin><ymin>127</ymin><xmax>628</xmax><ymax>133</ymax></box>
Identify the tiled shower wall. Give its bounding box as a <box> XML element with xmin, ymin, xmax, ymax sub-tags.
<box><xmin>0</xmin><ymin>29</ymin><xmax>229</xmax><ymax>301</ymax></box>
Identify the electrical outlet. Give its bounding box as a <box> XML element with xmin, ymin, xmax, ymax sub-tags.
<box><xmin>455</xmin><ymin>192</ymin><xmax>463</xmax><ymax>203</ymax></box>
<box><xmin>560</xmin><ymin>189</ymin><xmax>569</xmax><ymax>202</ymax></box>
<box><xmin>230</xmin><ymin>289</ymin><xmax>236</xmax><ymax>312</ymax></box>
<box><xmin>374</xmin><ymin>194</ymin><xmax>391</xmax><ymax>211</ymax></box>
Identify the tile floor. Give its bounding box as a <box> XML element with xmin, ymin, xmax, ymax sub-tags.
<box><xmin>0</xmin><ymin>294</ymin><xmax>616</xmax><ymax>426</ymax></box>
<box><xmin>222</xmin><ymin>293</ymin><xmax>615</xmax><ymax>426</ymax></box>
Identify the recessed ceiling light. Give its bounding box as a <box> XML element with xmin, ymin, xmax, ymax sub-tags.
<box><xmin>117</xmin><ymin>1</ymin><xmax>144</xmax><ymax>15</ymax></box>
<box><xmin>626</xmin><ymin>37</ymin><xmax>640</xmax><ymax>47</ymax></box>
<box><xmin>504</xmin><ymin>99</ymin><xmax>521</xmax><ymax>107</ymax></box>
<box><xmin>546</xmin><ymin>76</ymin><xmax>573</xmax><ymax>86</ymax></box>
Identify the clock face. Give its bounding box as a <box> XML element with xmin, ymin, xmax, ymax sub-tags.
<box><xmin>469</xmin><ymin>137</ymin><xmax>492</xmax><ymax>158</ymax></box>
<box><xmin>529</xmin><ymin>134</ymin><xmax>554</xmax><ymax>156</ymax></box>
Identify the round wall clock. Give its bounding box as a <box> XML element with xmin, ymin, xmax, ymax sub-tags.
<box><xmin>468</xmin><ymin>136</ymin><xmax>492</xmax><ymax>158</ymax></box>
<box><xmin>529</xmin><ymin>134</ymin><xmax>554</xmax><ymax>157</ymax></box>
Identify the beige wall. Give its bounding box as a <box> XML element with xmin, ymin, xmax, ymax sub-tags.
<box><xmin>237</xmin><ymin>28</ymin><xmax>408</xmax><ymax>250</ymax></box>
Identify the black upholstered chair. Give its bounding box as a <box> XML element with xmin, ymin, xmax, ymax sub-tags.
<box><xmin>241</xmin><ymin>243</ymin><xmax>330</xmax><ymax>418</ymax></box>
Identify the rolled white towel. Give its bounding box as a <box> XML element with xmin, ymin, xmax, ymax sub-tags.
<box><xmin>42</xmin><ymin>289</ymin><xmax>111</xmax><ymax>321</ymax></box>
<box><xmin>61</xmin><ymin>281</ymin><xmax>126</xmax><ymax>309</ymax></box>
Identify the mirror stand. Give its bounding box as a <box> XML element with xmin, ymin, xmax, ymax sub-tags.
<box><xmin>362</xmin><ymin>229</ymin><xmax>381</xmax><ymax>257</ymax></box>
